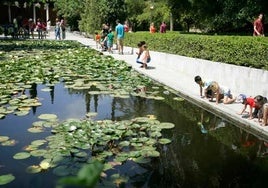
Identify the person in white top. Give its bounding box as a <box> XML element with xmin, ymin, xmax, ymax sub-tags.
<box><xmin>136</xmin><ymin>44</ymin><xmax>151</xmax><ymax>69</ymax></box>
<box><xmin>209</xmin><ymin>81</ymin><xmax>236</xmax><ymax>104</ymax></box>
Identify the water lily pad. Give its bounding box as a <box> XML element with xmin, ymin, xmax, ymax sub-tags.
<box><xmin>6</xmin><ymin>106</ymin><xmax>18</xmax><ymax>111</ymax></box>
<box><xmin>38</xmin><ymin>113</ymin><xmax>57</xmax><ymax>120</ymax></box>
<box><xmin>173</xmin><ymin>97</ymin><xmax>184</xmax><ymax>101</ymax></box>
<box><xmin>28</xmin><ymin>127</ymin><xmax>44</xmax><ymax>133</ymax></box>
<box><xmin>53</xmin><ymin>165</ymin><xmax>71</xmax><ymax>176</ymax></box>
<box><xmin>31</xmin><ymin>139</ymin><xmax>47</xmax><ymax>146</ymax></box>
<box><xmin>41</xmin><ymin>88</ymin><xmax>52</xmax><ymax>92</ymax></box>
<box><xmin>75</xmin><ymin>151</ymin><xmax>88</xmax><ymax>158</ymax></box>
<box><xmin>30</xmin><ymin>149</ymin><xmax>47</xmax><ymax>157</ymax></box>
<box><xmin>142</xmin><ymin>150</ymin><xmax>160</xmax><ymax>157</ymax></box>
<box><xmin>158</xmin><ymin>138</ymin><xmax>172</xmax><ymax>144</ymax></box>
<box><xmin>150</xmin><ymin>131</ymin><xmax>162</xmax><ymax>138</ymax></box>
<box><xmin>119</xmin><ymin>141</ymin><xmax>130</xmax><ymax>147</ymax></box>
<box><xmin>26</xmin><ymin>165</ymin><xmax>42</xmax><ymax>174</ymax></box>
<box><xmin>32</xmin><ymin>121</ymin><xmax>45</xmax><ymax>127</ymax></box>
<box><xmin>0</xmin><ymin>136</ymin><xmax>9</xmax><ymax>142</ymax></box>
<box><xmin>14</xmin><ymin>110</ymin><xmax>29</xmax><ymax>116</ymax></box>
<box><xmin>133</xmin><ymin>156</ymin><xmax>151</xmax><ymax>164</ymax></box>
<box><xmin>86</xmin><ymin>112</ymin><xmax>98</xmax><ymax>118</ymax></box>
<box><xmin>153</xmin><ymin>96</ymin><xmax>165</xmax><ymax>100</ymax></box>
<box><xmin>158</xmin><ymin>122</ymin><xmax>175</xmax><ymax>129</ymax></box>
<box><xmin>18</xmin><ymin>94</ymin><xmax>28</xmax><ymax>100</ymax></box>
<box><xmin>88</xmin><ymin>91</ymin><xmax>102</xmax><ymax>95</ymax></box>
<box><xmin>0</xmin><ymin>174</ymin><xmax>15</xmax><ymax>185</ymax></box>
<box><xmin>13</xmin><ymin>152</ymin><xmax>31</xmax><ymax>160</ymax></box>
<box><xmin>1</xmin><ymin>139</ymin><xmax>16</xmax><ymax>146</ymax></box>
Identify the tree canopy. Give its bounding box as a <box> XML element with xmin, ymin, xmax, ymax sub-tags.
<box><xmin>15</xmin><ymin>0</ymin><xmax>267</xmax><ymax>34</ymax></box>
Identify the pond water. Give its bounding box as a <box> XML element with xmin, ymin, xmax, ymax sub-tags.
<box><xmin>1</xmin><ymin>81</ymin><xmax>268</xmax><ymax>188</ymax></box>
<box><xmin>0</xmin><ymin>40</ymin><xmax>268</xmax><ymax>188</ymax></box>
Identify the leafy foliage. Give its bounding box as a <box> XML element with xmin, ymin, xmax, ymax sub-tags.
<box><xmin>2</xmin><ymin>0</ymin><xmax>267</xmax><ymax>33</ymax></box>
<box><xmin>58</xmin><ymin>160</ymin><xmax>104</xmax><ymax>187</ymax></box>
<box><xmin>124</xmin><ymin>32</ymin><xmax>268</xmax><ymax>70</ymax></box>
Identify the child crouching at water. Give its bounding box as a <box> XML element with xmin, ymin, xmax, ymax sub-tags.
<box><xmin>236</xmin><ymin>94</ymin><xmax>257</xmax><ymax>119</ymax></box>
<box><xmin>254</xmin><ymin>95</ymin><xmax>268</xmax><ymax>126</ymax></box>
<box><xmin>136</xmin><ymin>43</ymin><xmax>151</xmax><ymax>69</ymax></box>
<box><xmin>194</xmin><ymin>75</ymin><xmax>214</xmax><ymax>99</ymax></box>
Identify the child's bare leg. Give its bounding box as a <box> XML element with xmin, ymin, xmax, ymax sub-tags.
<box><xmin>223</xmin><ymin>96</ymin><xmax>236</xmax><ymax>104</ymax></box>
<box><xmin>262</xmin><ymin>105</ymin><xmax>268</xmax><ymax>126</ymax></box>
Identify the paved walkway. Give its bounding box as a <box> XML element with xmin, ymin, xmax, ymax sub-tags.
<box><xmin>44</xmin><ymin>31</ymin><xmax>268</xmax><ymax>140</ymax></box>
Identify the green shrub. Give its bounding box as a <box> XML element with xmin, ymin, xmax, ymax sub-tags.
<box><xmin>124</xmin><ymin>32</ymin><xmax>268</xmax><ymax>70</ymax></box>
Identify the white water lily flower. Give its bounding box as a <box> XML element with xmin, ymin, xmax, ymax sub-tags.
<box><xmin>39</xmin><ymin>161</ymin><xmax>50</xmax><ymax>170</ymax></box>
<box><xmin>69</xmin><ymin>125</ymin><xmax>77</xmax><ymax>131</ymax></box>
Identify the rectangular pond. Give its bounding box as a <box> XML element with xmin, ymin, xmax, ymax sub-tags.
<box><xmin>0</xmin><ymin>40</ymin><xmax>268</xmax><ymax>188</ymax></box>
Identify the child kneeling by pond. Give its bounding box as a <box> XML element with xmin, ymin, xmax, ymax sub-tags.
<box><xmin>136</xmin><ymin>42</ymin><xmax>151</xmax><ymax>69</ymax></box>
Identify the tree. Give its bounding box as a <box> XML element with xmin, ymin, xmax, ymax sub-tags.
<box><xmin>78</xmin><ymin>0</ymin><xmax>127</xmax><ymax>34</ymax></box>
<box><xmin>47</xmin><ymin>0</ymin><xmax>268</xmax><ymax>34</ymax></box>
<box><xmin>52</xmin><ymin>0</ymin><xmax>84</xmax><ymax>30</ymax></box>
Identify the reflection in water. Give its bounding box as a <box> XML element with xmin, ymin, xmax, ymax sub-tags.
<box><xmin>94</xmin><ymin>94</ymin><xmax>98</xmax><ymax>112</ymax></box>
<box><xmin>85</xmin><ymin>93</ymin><xmax>101</xmax><ymax>114</ymax></box>
<box><xmin>30</xmin><ymin>83</ymin><xmax>37</xmax><ymax>114</ymax></box>
<box><xmin>49</xmin><ymin>85</ymin><xmax>54</xmax><ymax>104</ymax></box>
<box><xmin>1</xmin><ymin>82</ymin><xmax>268</xmax><ymax>187</ymax></box>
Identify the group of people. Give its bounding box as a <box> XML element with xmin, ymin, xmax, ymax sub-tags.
<box><xmin>4</xmin><ymin>16</ymin><xmax>67</xmax><ymax>40</ymax></box>
<box><xmin>5</xmin><ymin>17</ymin><xmax>48</xmax><ymax>39</ymax></box>
<box><xmin>194</xmin><ymin>75</ymin><xmax>268</xmax><ymax>127</ymax></box>
<box><xmin>94</xmin><ymin>20</ymin><xmax>152</xmax><ymax>69</ymax></box>
<box><xmin>149</xmin><ymin>21</ymin><xmax>167</xmax><ymax>33</ymax></box>
<box><xmin>95</xmin><ymin>19</ymin><xmax>125</xmax><ymax>54</ymax></box>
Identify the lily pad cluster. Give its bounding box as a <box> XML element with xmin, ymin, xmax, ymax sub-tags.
<box><xmin>16</xmin><ymin>114</ymin><xmax>174</xmax><ymax>186</ymax></box>
<box><xmin>0</xmin><ymin>40</ymin><xmax>159</xmax><ymax>119</ymax></box>
<box><xmin>0</xmin><ymin>40</ymin><xmax>181</xmax><ymax>186</ymax></box>
<box><xmin>0</xmin><ymin>135</ymin><xmax>16</xmax><ymax>146</ymax></box>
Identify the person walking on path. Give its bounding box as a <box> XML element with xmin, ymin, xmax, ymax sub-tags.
<box><xmin>149</xmin><ymin>22</ymin><xmax>156</xmax><ymax>33</ymax></box>
<box><xmin>160</xmin><ymin>21</ymin><xmax>167</xmax><ymax>33</ymax></box>
<box><xmin>36</xmin><ymin>18</ymin><xmax>43</xmax><ymax>39</ymax></box>
<box><xmin>55</xmin><ymin>18</ymin><xmax>61</xmax><ymax>40</ymax></box>
<box><xmin>107</xmin><ymin>29</ymin><xmax>114</xmax><ymax>53</ymax></box>
<box><xmin>115</xmin><ymin>19</ymin><xmax>125</xmax><ymax>55</ymax></box>
<box><xmin>253</xmin><ymin>13</ymin><xmax>264</xmax><ymax>36</ymax></box>
<box><xmin>60</xmin><ymin>18</ymin><xmax>66</xmax><ymax>40</ymax></box>
<box><xmin>28</xmin><ymin>18</ymin><xmax>35</xmax><ymax>39</ymax></box>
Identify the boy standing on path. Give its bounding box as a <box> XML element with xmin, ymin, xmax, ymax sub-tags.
<box><xmin>107</xmin><ymin>29</ymin><xmax>114</xmax><ymax>53</ymax></box>
<box><xmin>115</xmin><ymin>19</ymin><xmax>125</xmax><ymax>55</ymax></box>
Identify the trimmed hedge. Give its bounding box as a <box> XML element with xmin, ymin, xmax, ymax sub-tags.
<box><xmin>124</xmin><ymin>32</ymin><xmax>268</xmax><ymax>70</ymax></box>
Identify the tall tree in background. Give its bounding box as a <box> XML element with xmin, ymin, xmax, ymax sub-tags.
<box><xmin>125</xmin><ymin>0</ymin><xmax>145</xmax><ymax>31</ymax></box>
<box><xmin>79</xmin><ymin>0</ymin><xmax>101</xmax><ymax>34</ymax></box>
<box><xmin>49</xmin><ymin>0</ymin><xmax>267</xmax><ymax>34</ymax></box>
<box><xmin>53</xmin><ymin>0</ymin><xmax>84</xmax><ymax>30</ymax></box>
<box><xmin>78</xmin><ymin>0</ymin><xmax>126</xmax><ymax>34</ymax></box>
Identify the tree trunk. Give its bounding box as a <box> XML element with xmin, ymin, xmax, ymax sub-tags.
<box><xmin>170</xmin><ymin>13</ymin><xmax>173</xmax><ymax>31</ymax></box>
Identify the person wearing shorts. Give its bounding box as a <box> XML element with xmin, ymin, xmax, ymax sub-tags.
<box><xmin>209</xmin><ymin>81</ymin><xmax>236</xmax><ymax>104</ymax></box>
<box><xmin>115</xmin><ymin>19</ymin><xmax>125</xmax><ymax>54</ymax></box>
